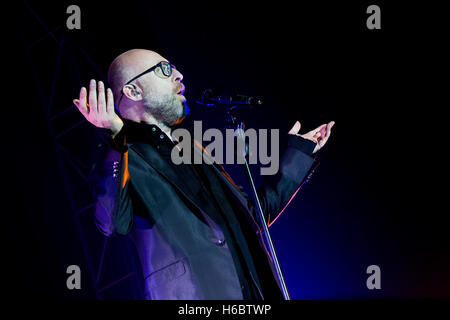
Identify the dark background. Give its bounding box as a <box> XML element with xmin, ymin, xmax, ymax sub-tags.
<box><xmin>8</xmin><ymin>0</ymin><xmax>447</xmax><ymax>300</ymax></box>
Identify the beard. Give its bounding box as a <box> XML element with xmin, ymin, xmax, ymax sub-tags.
<box><xmin>142</xmin><ymin>91</ymin><xmax>189</xmax><ymax>127</ymax></box>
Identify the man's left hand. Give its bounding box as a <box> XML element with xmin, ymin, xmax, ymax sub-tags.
<box><xmin>288</xmin><ymin>120</ymin><xmax>335</xmax><ymax>154</ymax></box>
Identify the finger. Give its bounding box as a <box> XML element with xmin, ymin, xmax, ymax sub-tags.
<box><xmin>106</xmin><ymin>88</ymin><xmax>114</xmax><ymax>114</ymax></box>
<box><xmin>311</xmin><ymin>133</ymin><xmax>321</xmax><ymax>144</ymax></box>
<box><xmin>76</xmin><ymin>87</ymin><xmax>88</xmax><ymax>115</ymax></box>
<box><xmin>73</xmin><ymin>98</ymin><xmax>84</xmax><ymax>115</ymax></box>
<box><xmin>88</xmin><ymin>79</ymin><xmax>98</xmax><ymax>114</ymax></box>
<box><xmin>318</xmin><ymin>139</ymin><xmax>325</xmax><ymax>148</ymax></box>
<box><xmin>320</xmin><ymin>122</ymin><xmax>335</xmax><ymax>147</ymax></box>
<box><xmin>327</xmin><ymin>121</ymin><xmax>334</xmax><ymax>135</ymax></box>
<box><xmin>97</xmin><ymin>81</ymin><xmax>106</xmax><ymax>116</ymax></box>
<box><xmin>317</xmin><ymin>124</ymin><xmax>327</xmax><ymax>139</ymax></box>
<box><xmin>288</xmin><ymin>121</ymin><xmax>301</xmax><ymax>135</ymax></box>
<box><xmin>318</xmin><ymin>123</ymin><xmax>327</xmax><ymax>133</ymax></box>
<box><xmin>73</xmin><ymin>98</ymin><xmax>82</xmax><ymax>110</ymax></box>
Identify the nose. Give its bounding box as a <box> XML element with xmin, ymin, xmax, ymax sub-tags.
<box><xmin>173</xmin><ymin>68</ymin><xmax>183</xmax><ymax>83</ymax></box>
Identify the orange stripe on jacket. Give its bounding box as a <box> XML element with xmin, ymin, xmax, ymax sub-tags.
<box><xmin>193</xmin><ymin>139</ymin><xmax>242</xmax><ymax>192</ymax></box>
<box><xmin>193</xmin><ymin>138</ymin><xmax>275</xmax><ymax>228</ymax></box>
<box><xmin>121</xmin><ymin>135</ymin><xmax>130</xmax><ymax>189</ymax></box>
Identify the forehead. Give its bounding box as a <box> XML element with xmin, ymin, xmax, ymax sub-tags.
<box><xmin>139</xmin><ymin>52</ymin><xmax>168</xmax><ymax>67</ymax></box>
<box><xmin>121</xmin><ymin>50</ymin><xmax>163</xmax><ymax>70</ymax></box>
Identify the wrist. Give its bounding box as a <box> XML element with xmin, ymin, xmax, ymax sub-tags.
<box><xmin>287</xmin><ymin>134</ymin><xmax>316</xmax><ymax>156</ymax></box>
<box><xmin>109</xmin><ymin>121</ymin><xmax>124</xmax><ymax>139</ymax></box>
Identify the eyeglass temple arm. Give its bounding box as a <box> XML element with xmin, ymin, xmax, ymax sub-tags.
<box><xmin>116</xmin><ymin>62</ymin><xmax>164</xmax><ymax>110</ymax></box>
<box><xmin>124</xmin><ymin>65</ymin><xmax>158</xmax><ymax>86</ymax></box>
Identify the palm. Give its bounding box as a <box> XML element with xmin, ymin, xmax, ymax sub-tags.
<box><xmin>288</xmin><ymin>120</ymin><xmax>335</xmax><ymax>154</ymax></box>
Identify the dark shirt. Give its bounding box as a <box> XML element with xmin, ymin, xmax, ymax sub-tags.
<box><xmin>115</xmin><ymin>118</ymin><xmax>316</xmax><ymax>299</ymax></box>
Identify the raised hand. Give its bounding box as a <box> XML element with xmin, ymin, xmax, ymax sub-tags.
<box><xmin>289</xmin><ymin>120</ymin><xmax>335</xmax><ymax>154</ymax></box>
<box><xmin>73</xmin><ymin>79</ymin><xmax>123</xmax><ymax>137</ymax></box>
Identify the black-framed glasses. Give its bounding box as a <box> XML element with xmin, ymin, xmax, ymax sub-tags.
<box><xmin>116</xmin><ymin>61</ymin><xmax>175</xmax><ymax>108</ymax></box>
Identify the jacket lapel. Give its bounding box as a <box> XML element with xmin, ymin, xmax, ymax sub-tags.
<box><xmin>129</xmin><ymin>142</ymin><xmax>201</xmax><ymax>210</ymax></box>
<box><xmin>191</xmin><ymin>140</ymin><xmax>263</xmax><ymax>235</ymax></box>
<box><xmin>128</xmin><ymin>139</ymin><xmax>262</xmax><ymax>236</ymax></box>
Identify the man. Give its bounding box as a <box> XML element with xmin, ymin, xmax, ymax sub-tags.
<box><xmin>73</xmin><ymin>49</ymin><xmax>334</xmax><ymax>300</ymax></box>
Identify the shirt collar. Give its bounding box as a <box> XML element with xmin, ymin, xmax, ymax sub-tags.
<box><xmin>122</xmin><ymin>118</ymin><xmax>174</xmax><ymax>147</ymax></box>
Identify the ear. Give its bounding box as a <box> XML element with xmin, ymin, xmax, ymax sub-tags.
<box><xmin>122</xmin><ymin>84</ymin><xmax>143</xmax><ymax>101</ymax></box>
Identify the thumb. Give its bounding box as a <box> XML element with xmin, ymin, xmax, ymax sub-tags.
<box><xmin>288</xmin><ymin>121</ymin><xmax>301</xmax><ymax>135</ymax></box>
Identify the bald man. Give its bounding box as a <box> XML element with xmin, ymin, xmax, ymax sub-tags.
<box><xmin>73</xmin><ymin>49</ymin><xmax>334</xmax><ymax>300</ymax></box>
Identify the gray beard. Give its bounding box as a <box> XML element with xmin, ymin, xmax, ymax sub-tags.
<box><xmin>143</xmin><ymin>92</ymin><xmax>187</xmax><ymax>127</ymax></box>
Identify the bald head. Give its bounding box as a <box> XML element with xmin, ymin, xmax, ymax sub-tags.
<box><xmin>107</xmin><ymin>48</ymin><xmax>187</xmax><ymax>126</ymax></box>
<box><xmin>107</xmin><ymin>49</ymin><xmax>165</xmax><ymax>102</ymax></box>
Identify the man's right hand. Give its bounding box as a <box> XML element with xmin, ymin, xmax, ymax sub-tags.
<box><xmin>73</xmin><ymin>79</ymin><xmax>124</xmax><ymax>138</ymax></box>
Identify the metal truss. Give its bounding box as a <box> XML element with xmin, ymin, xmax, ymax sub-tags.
<box><xmin>18</xmin><ymin>0</ymin><xmax>144</xmax><ymax>299</ymax></box>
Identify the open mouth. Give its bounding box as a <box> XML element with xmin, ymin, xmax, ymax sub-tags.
<box><xmin>176</xmin><ymin>86</ymin><xmax>185</xmax><ymax>95</ymax></box>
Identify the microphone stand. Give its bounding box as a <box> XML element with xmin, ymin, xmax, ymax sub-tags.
<box><xmin>226</xmin><ymin>107</ymin><xmax>291</xmax><ymax>300</ymax></box>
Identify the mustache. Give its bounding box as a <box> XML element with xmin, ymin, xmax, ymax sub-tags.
<box><xmin>176</xmin><ymin>84</ymin><xmax>185</xmax><ymax>94</ymax></box>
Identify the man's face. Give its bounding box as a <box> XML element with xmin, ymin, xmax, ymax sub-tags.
<box><xmin>137</xmin><ymin>58</ymin><xmax>188</xmax><ymax>126</ymax></box>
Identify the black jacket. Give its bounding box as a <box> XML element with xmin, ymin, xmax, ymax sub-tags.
<box><xmin>90</xmin><ymin>119</ymin><xmax>317</xmax><ymax>299</ymax></box>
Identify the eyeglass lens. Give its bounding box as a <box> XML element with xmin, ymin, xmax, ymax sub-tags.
<box><xmin>160</xmin><ymin>62</ymin><xmax>172</xmax><ymax>77</ymax></box>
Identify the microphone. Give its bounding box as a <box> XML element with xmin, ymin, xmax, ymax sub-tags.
<box><xmin>195</xmin><ymin>89</ymin><xmax>263</xmax><ymax>107</ymax></box>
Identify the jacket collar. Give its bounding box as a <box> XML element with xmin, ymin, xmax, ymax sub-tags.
<box><xmin>122</xmin><ymin>118</ymin><xmax>173</xmax><ymax>148</ymax></box>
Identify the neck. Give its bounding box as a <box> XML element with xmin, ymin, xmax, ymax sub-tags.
<box><xmin>123</xmin><ymin>110</ymin><xmax>174</xmax><ymax>142</ymax></box>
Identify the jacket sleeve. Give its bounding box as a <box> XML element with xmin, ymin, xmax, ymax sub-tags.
<box><xmin>250</xmin><ymin>134</ymin><xmax>319</xmax><ymax>228</ymax></box>
<box><xmin>89</xmin><ymin>126</ymin><xmax>133</xmax><ymax>237</ymax></box>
